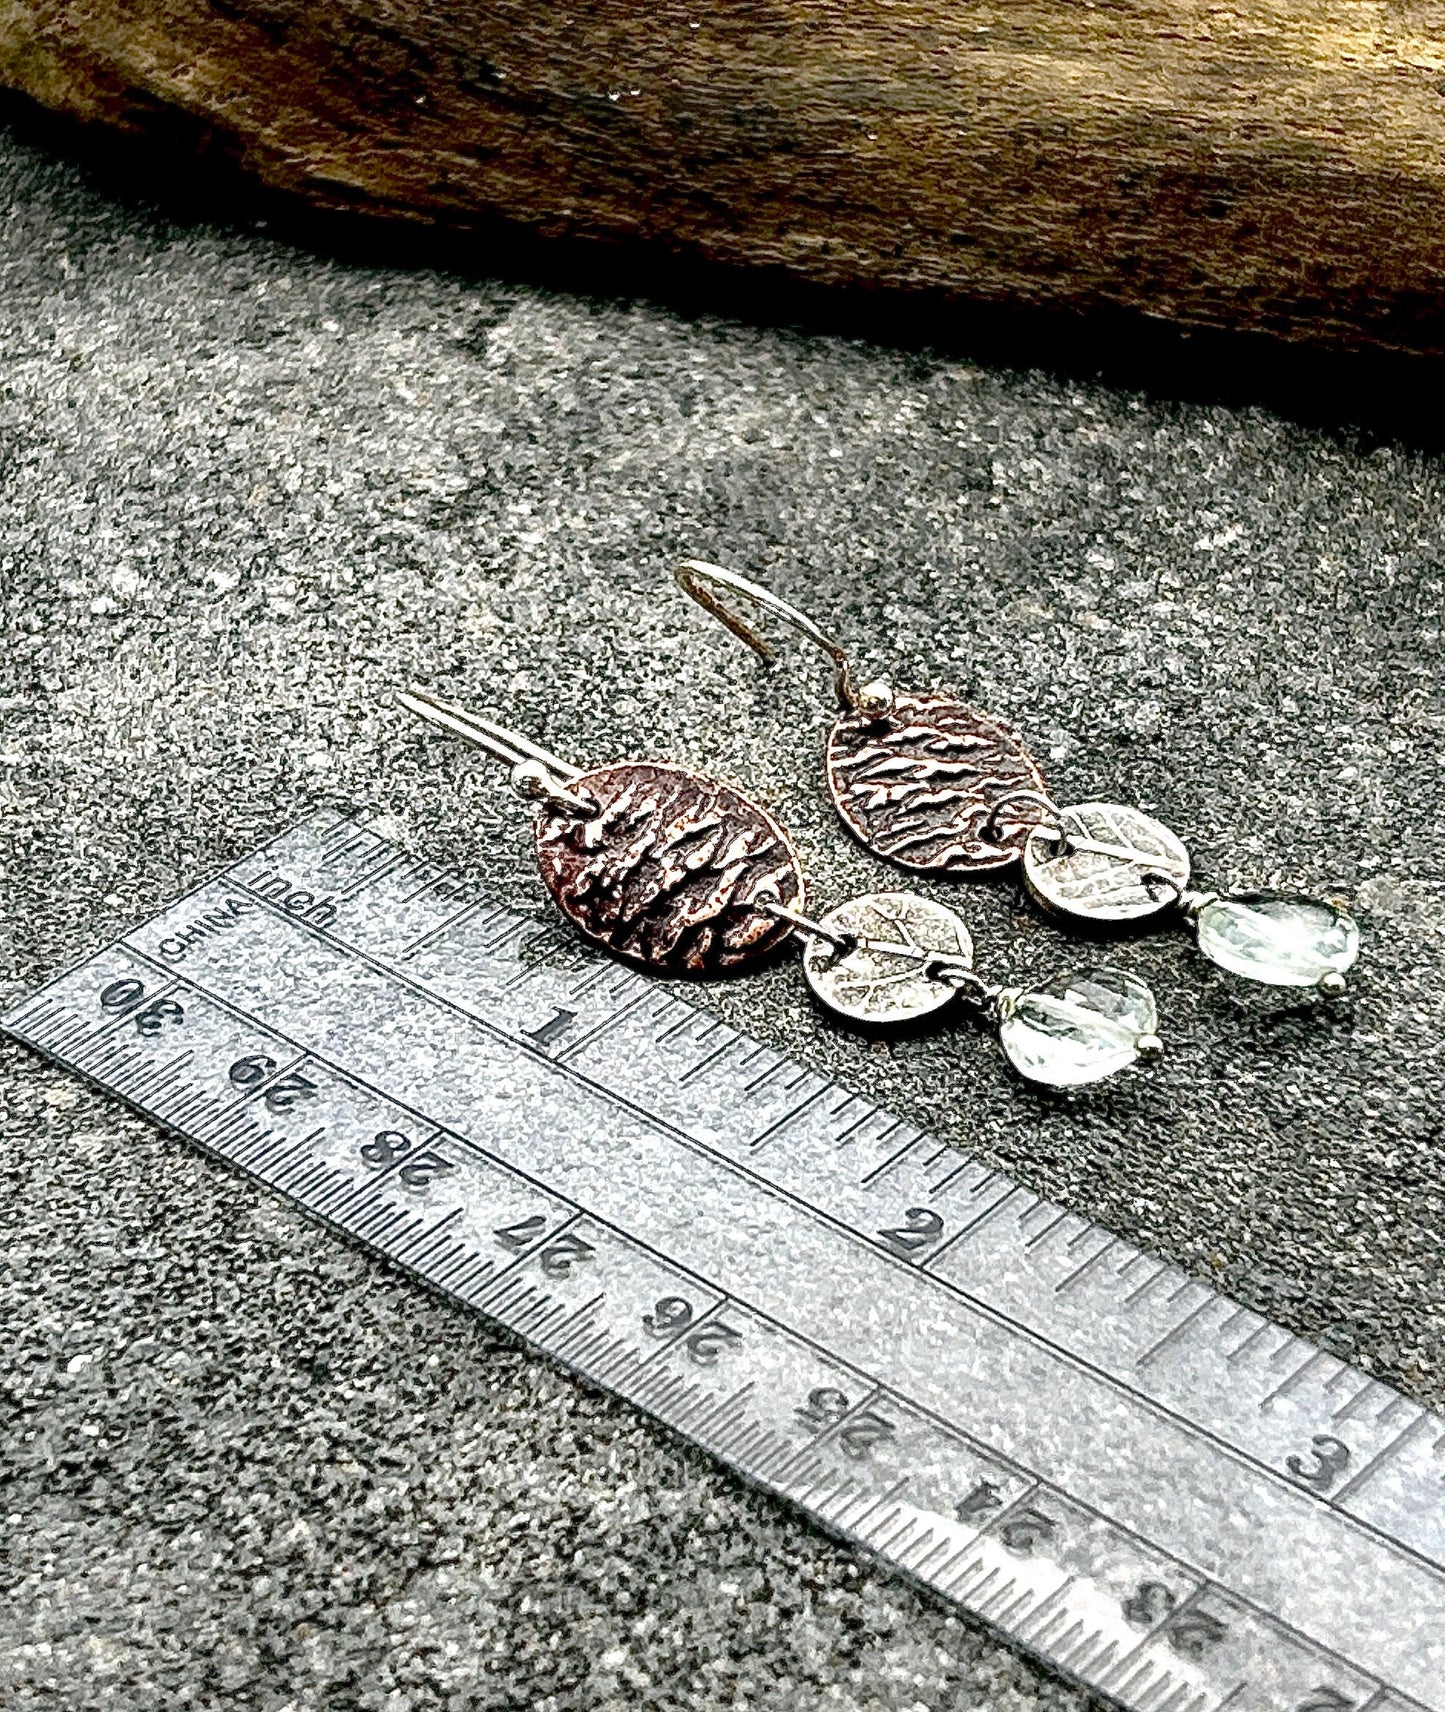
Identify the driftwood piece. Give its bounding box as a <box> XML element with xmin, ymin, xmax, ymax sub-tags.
<box><xmin>4</xmin><ymin>1</ymin><xmax>1445</xmax><ymax>355</ymax></box>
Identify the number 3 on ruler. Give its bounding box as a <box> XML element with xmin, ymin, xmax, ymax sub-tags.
<box><xmin>1286</xmin><ymin>1434</ymin><xmax>1351</xmax><ymax>1491</ymax></box>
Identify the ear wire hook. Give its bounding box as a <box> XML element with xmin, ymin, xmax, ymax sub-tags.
<box><xmin>673</xmin><ymin>560</ymin><xmax>896</xmax><ymax>717</ymax></box>
<box><xmin>395</xmin><ymin>686</ymin><xmax>597</xmax><ymax>815</ymax></box>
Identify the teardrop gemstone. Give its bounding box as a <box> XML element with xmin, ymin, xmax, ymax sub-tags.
<box><xmin>1194</xmin><ymin>897</ymin><xmax>1359</xmax><ymax>988</ymax></box>
<box><xmin>998</xmin><ymin>967</ymin><xmax>1159</xmax><ymax>1087</ymax></box>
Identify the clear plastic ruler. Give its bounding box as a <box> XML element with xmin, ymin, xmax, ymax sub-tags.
<box><xmin>5</xmin><ymin>808</ymin><xmax>1440</xmax><ymax>1712</ymax></box>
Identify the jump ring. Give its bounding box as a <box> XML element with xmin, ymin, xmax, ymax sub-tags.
<box><xmin>981</xmin><ymin>788</ymin><xmax>1068</xmax><ymax>846</ymax></box>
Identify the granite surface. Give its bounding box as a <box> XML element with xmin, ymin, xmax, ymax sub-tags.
<box><xmin>1</xmin><ymin>118</ymin><xmax>1442</xmax><ymax>1710</ymax></box>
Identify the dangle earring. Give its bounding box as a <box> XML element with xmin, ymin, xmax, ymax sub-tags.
<box><xmin>673</xmin><ymin>562</ymin><xmax>1360</xmax><ymax>997</ymax></box>
<box><xmin>988</xmin><ymin>793</ymin><xmax>1359</xmax><ymax>996</ymax></box>
<box><xmin>395</xmin><ymin>686</ymin><xmax>1165</xmax><ymax>1086</ymax></box>
<box><xmin>394</xmin><ymin>686</ymin><xmax>805</xmax><ymax>976</ymax></box>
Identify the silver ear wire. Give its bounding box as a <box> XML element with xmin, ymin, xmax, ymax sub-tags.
<box><xmin>673</xmin><ymin>560</ymin><xmax>894</xmax><ymax>716</ymax></box>
<box><xmin>394</xmin><ymin>686</ymin><xmax>597</xmax><ymax>815</ymax></box>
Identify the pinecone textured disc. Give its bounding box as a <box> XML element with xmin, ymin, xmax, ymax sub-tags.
<box><xmin>826</xmin><ymin>693</ymin><xmax>1048</xmax><ymax>874</ymax></box>
<box><xmin>535</xmin><ymin>761</ymin><xmax>805</xmax><ymax>975</ymax></box>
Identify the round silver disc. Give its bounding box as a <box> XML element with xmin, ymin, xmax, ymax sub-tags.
<box><xmin>1022</xmin><ymin>801</ymin><xmax>1190</xmax><ymax>925</ymax></box>
<box><xmin>801</xmin><ymin>892</ymin><xmax>973</xmax><ymax>1024</ymax></box>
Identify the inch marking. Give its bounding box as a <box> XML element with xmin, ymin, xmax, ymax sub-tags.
<box><xmin>831</xmin><ymin>1105</ymin><xmax>885</xmax><ymax>1148</ymax></box>
<box><xmin>400</xmin><ymin>899</ymin><xmax>489</xmax><ymax>959</ymax></box>
<box><xmin>1138</xmin><ymin>1298</ymin><xmax>1219</xmax><ymax>1369</ymax></box>
<box><xmin>1023</xmin><ymin>1207</ymin><xmax>1073</xmax><ymax>1249</ymax></box>
<box><xmin>1056</xmin><ymin>1236</ymin><xmax>1120</xmax><ymax>1294</ymax></box>
<box><xmin>860</xmin><ymin>1135</ymin><xmax>923</xmax><ymax>1187</ymax></box>
<box><xmin>552</xmin><ymin>992</ymin><xmax>654</xmax><ymax>1061</ymax></box>
<box><xmin>922</xmin><ymin>1184</ymin><xmax>1024</xmax><ymax>1265</ymax></box>
<box><xmin>1332</xmin><ymin>1414</ymin><xmax>1434</xmax><ymax>1507</ymax></box>
<box><xmin>50</xmin><ymin>930</ymin><xmax>1445</xmax><ymax>1594</ymax></box>
<box><xmin>748</xmin><ymin>1086</ymin><xmax>831</xmax><ymax>1150</ymax></box>
<box><xmin>677</xmin><ymin>1037</ymin><xmax>740</xmax><ymax>1085</ymax></box>
<box><xmin>1262</xmin><ymin>1349</ymin><xmax>1337</xmax><ymax>1409</ymax></box>
<box><xmin>336</xmin><ymin>850</ymin><xmax>414</xmax><ymax>900</ymax></box>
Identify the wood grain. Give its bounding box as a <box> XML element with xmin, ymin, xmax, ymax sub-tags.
<box><xmin>4</xmin><ymin>1</ymin><xmax>1445</xmax><ymax>354</ymax></box>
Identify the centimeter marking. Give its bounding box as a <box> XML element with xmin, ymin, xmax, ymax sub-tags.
<box><xmin>4</xmin><ymin>808</ymin><xmax>1441</xmax><ymax>1712</ymax></box>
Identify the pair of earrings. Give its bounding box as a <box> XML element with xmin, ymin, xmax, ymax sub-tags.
<box><xmin>395</xmin><ymin>563</ymin><xmax>1357</xmax><ymax>1090</ymax></box>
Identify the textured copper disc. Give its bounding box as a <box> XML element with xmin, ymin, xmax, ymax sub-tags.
<box><xmin>826</xmin><ymin>693</ymin><xmax>1048</xmax><ymax>874</ymax></box>
<box><xmin>534</xmin><ymin>761</ymin><xmax>805</xmax><ymax>976</ymax></box>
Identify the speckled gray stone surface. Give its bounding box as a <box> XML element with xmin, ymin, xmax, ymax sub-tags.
<box><xmin>1</xmin><ymin>121</ymin><xmax>1443</xmax><ymax>1711</ymax></box>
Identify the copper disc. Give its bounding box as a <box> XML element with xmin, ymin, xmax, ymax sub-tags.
<box><xmin>534</xmin><ymin>761</ymin><xmax>805</xmax><ymax>976</ymax></box>
<box><xmin>826</xmin><ymin>693</ymin><xmax>1048</xmax><ymax>875</ymax></box>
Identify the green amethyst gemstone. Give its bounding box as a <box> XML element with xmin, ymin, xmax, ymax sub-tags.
<box><xmin>998</xmin><ymin>967</ymin><xmax>1159</xmax><ymax>1088</ymax></box>
<box><xmin>1195</xmin><ymin>897</ymin><xmax>1359</xmax><ymax>988</ymax></box>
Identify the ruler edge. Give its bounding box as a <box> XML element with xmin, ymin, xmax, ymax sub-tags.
<box><xmin>1</xmin><ymin>807</ymin><xmax>1438</xmax><ymax>1712</ymax></box>
<box><xmin>210</xmin><ymin>826</ymin><xmax>1445</xmax><ymax>1583</ymax></box>
<box><xmin>161</xmin><ymin>851</ymin><xmax>1445</xmax><ymax>1596</ymax></box>
<box><xmin>6</xmin><ymin>987</ymin><xmax>1182</xmax><ymax>1712</ymax></box>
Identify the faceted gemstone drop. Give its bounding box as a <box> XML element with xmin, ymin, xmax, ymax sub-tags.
<box><xmin>998</xmin><ymin>967</ymin><xmax>1159</xmax><ymax>1088</ymax></box>
<box><xmin>1194</xmin><ymin>897</ymin><xmax>1359</xmax><ymax>988</ymax></box>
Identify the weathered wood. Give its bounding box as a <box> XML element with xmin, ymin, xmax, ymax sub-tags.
<box><xmin>4</xmin><ymin>1</ymin><xmax>1445</xmax><ymax>355</ymax></box>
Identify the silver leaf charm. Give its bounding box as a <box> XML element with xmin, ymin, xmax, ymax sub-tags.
<box><xmin>1022</xmin><ymin>802</ymin><xmax>1190</xmax><ymax>924</ymax></box>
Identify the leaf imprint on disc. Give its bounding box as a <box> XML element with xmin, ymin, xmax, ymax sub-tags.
<box><xmin>1023</xmin><ymin>801</ymin><xmax>1190</xmax><ymax>924</ymax></box>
